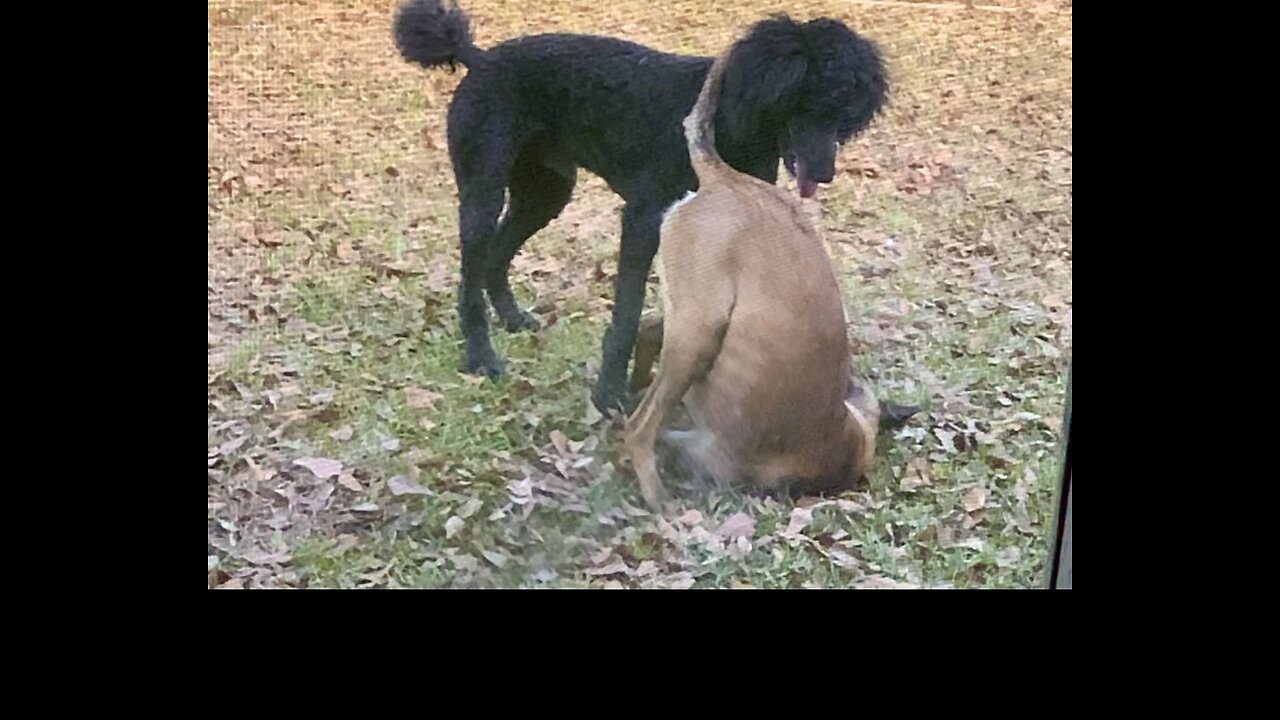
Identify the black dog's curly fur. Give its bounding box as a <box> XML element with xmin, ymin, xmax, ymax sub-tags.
<box><xmin>392</xmin><ymin>0</ymin><xmax>888</xmax><ymax>413</ymax></box>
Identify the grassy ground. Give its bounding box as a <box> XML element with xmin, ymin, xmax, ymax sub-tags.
<box><xmin>208</xmin><ymin>0</ymin><xmax>1072</xmax><ymax>588</ymax></box>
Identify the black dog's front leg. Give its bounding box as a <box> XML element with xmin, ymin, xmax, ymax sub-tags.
<box><xmin>593</xmin><ymin>203</ymin><xmax>662</xmax><ymax>415</ymax></box>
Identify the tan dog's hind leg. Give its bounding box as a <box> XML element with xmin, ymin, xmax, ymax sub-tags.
<box><xmin>624</xmin><ymin>250</ymin><xmax>733</xmax><ymax>510</ymax></box>
<box><xmin>624</xmin><ymin>332</ymin><xmax>722</xmax><ymax>509</ymax></box>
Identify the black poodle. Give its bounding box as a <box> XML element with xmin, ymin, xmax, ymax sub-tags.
<box><xmin>392</xmin><ymin>0</ymin><xmax>888</xmax><ymax>413</ymax></box>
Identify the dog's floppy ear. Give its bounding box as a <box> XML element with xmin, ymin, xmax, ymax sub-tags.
<box><xmin>720</xmin><ymin>16</ymin><xmax>810</xmax><ymax>141</ymax></box>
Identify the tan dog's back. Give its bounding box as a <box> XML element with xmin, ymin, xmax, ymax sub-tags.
<box><xmin>657</xmin><ymin>175</ymin><xmax>862</xmax><ymax>488</ymax></box>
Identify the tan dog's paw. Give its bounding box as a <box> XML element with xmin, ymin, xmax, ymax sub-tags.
<box><xmin>640</xmin><ymin>483</ymin><xmax>669</xmax><ymax>513</ymax></box>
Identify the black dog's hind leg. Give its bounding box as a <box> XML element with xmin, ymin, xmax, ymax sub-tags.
<box><xmin>486</xmin><ymin>154</ymin><xmax>577</xmax><ymax>333</ymax></box>
<box><xmin>455</xmin><ymin>159</ymin><xmax>512</xmax><ymax>379</ymax></box>
<box><xmin>593</xmin><ymin>201</ymin><xmax>663</xmax><ymax>414</ymax></box>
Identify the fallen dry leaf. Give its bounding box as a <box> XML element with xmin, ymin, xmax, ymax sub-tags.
<box><xmin>243</xmin><ymin>456</ymin><xmax>277</xmax><ymax>483</ymax></box>
<box><xmin>827</xmin><ymin>548</ymin><xmax>862</xmax><ymax>570</ymax></box>
<box><xmin>513</xmin><ymin>253</ymin><xmax>564</xmax><ymax>277</ymax></box>
<box><xmin>665</xmin><ymin>574</ymin><xmax>696</xmax><ymax>589</ymax></box>
<box><xmin>329</xmin><ymin>425</ymin><xmax>354</xmax><ymax>442</ymax></box>
<box><xmin>218</xmin><ymin>434</ymin><xmax>248</xmax><ymax>456</ymax></box>
<box><xmin>584</xmin><ymin>392</ymin><xmax>604</xmax><ymax>426</ymax></box>
<box><xmin>388</xmin><ymin>475</ymin><xmax>431</xmax><ymax>497</ymax></box>
<box><xmin>481</xmin><ymin>549</ymin><xmax>509</xmax><ymax>569</ymax></box>
<box><xmin>377</xmin><ymin>260</ymin><xmax>425</xmax><ymax>279</ymax></box>
<box><xmin>270</xmin><ymin>409</ymin><xmax>310</xmax><ymax>441</ymax></box>
<box><xmin>424</xmin><ymin>261</ymin><xmax>453</xmax><ymax>294</ymax></box>
<box><xmin>715</xmin><ymin>512</ymin><xmax>756</xmax><ymax>539</ymax></box>
<box><xmin>854</xmin><ymin>575</ymin><xmax>920</xmax><ymax>589</ymax></box>
<box><xmin>962</xmin><ymin>487</ymin><xmax>988</xmax><ymax>513</ymax></box>
<box><xmin>996</xmin><ymin>546</ymin><xmax>1022</xmax><ymax>568</ymax></box>
<box><xmin>294</xmin><ymin>457</ymin><xmax>343</xmax><ymax>480</ymax></box>
<box><xmin>836</xmin><ymin>499</ymin><xmax>865</xmax><ymax>514</ymax></box>
<box><xmin>900</xmin><ymin>458</ymin><xmax>931</xmax><ymax>491</ymax></box>
<box><xmin>444</xmin><ymin>515</ymin><xmax>465</xmax><ymax>538</ymax></box>
<box><xmin>337</xmin><ymin>472</ymin><xmax>363</xmax><ymax>493</ymax></box>
<box><xmin>457</xmin><ymin>497</ymin><xmax>484</xmax><ymax>519</ymax></box>
<box><xmin>675</xmin><ymin>509</ymin><xmax>704</xmax><ymax>527</ymax></box>
<box><xmin>962</xmin><ymin>511</ymin><xmax>987</xmax><ymax>531</ymax></box>
<box><xmin>549</xmin><ymin>430</ymin><xmax>570</xmax><ymax>455</ymax></box>
<box><xmin>404</xmin><ymin>387</ymin><xmax>443</xmax><ymax>410</ymax></box>
<box><xmin>934</xmin><ymin>429</ymin><xmax>959</xmax><ymax>453</ymax></box>
<box><xmin>937</xmin><ymin>525</ymin><xmax>956</xmax><ymax>547</ymax></box>
<box><xmin>782</xmin><ymin>507</ymin><xmax>814</xmax><ymax>538</ymax></box>
<box><xmin>585</xmin><ymin>560</ymin><xmax>630</xmax><ymax>576</ymax></box>
<box><xmin>241</xmin><ymin>549</ymin><xmax>291</xmax><ymax>566</ymax></box>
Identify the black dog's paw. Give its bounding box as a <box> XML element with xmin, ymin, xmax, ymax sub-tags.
<box><xmin>460</xmin><ymin>351</ymin><xmax>505</xmax><ymax>380</ymax></box>
<box><xmin>592</xmin><ymin>382</ymin><xmax>639</xmax><ymax>417</ymax></box>
<box><xmin>878</xmin><ymin>401</ymin><xmax>922</xmax><ymax>431</ymax></box>
<box><xmin>500</xmin><ymin>309</ymin><xmax>541</xmax><ymax>334</ymax></box>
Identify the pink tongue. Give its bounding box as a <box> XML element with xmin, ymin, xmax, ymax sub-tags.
<box><xmin>799</xmin><ymin>179</ymin><xmax>819</xmax><ymax>199</ymax></box>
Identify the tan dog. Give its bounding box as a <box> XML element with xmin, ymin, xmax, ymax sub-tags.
<box><xmin>623</xmin><ymin>44</ymin><xmax>914</xmax><ymax>510</ymax></box>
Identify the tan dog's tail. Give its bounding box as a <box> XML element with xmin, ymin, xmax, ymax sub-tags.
<box><xmin>683</xmin><ymin>51</ymin><xmax>734</xmax><ymax>185</ymax></box>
